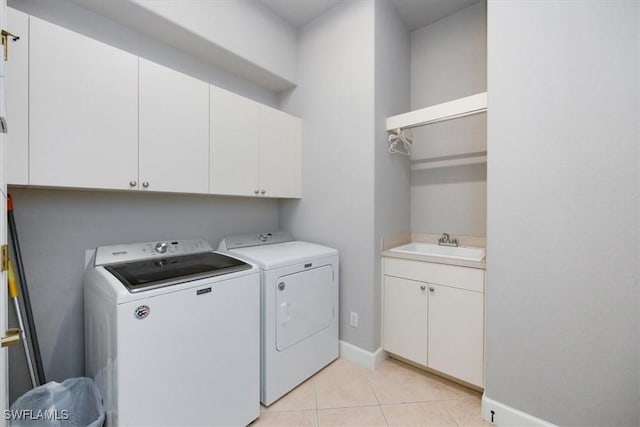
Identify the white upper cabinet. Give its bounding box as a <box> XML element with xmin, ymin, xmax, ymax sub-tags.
<box><xmin>259</xmin><ymin>106</ymin><xmax>301</xmax><ymax>198</ymax></box>
<box><xmin>29</xmin><ymin>17</ymin><xmax>138</xmax><ymax>190</ymax></box>
<box><xmin>210</xmin><ymin>87</ymin><xmax>301</xmax><ymax>198</ymax></box>
<box><xmin>20</xmin><ymin>14</ymin><xmax>301</xmax><ymax>198</ymax></box>
<box><xmin>6</xmin><ymin>8</ymin><xmax>29</xmax><ymax>185</ymax></box>
<box><xmin>139</xmin><ymin>59</ymin><xmax>209</xmax><ymax>194</ymax></box>
<box><xmin>210</xmin><ymin>85</ymin><xmax>260</xmax><ymax>196</ymax></box>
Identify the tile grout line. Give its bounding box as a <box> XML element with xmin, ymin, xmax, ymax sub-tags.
<box><xmin>312</xmin><ymin>377</ymin><xmax>320</xmax><ymax>427</ymax></box>
<box><xmin>438</xmin><ymin>399</ymin><xmax>462</xmax><ymax>427</ymax></box>
<box><xmin>261</xmin><ymin>357</ymin><xmax>482</xmax><ymax>426</ymax></box>
<box><xmin>366</xmin><ymin>369</ymin><xmax>391</xmax><ymax>427</ymax></box>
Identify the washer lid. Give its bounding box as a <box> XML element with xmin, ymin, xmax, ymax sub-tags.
<box><xmin>104</xmin><ymin>252</ymin><xmax>251</xmax><ymax>293</ymax></box>
<box><xmin>230</xmin><ymin>241</ymin><xmax>337</xmax><ymax>270</ymax></box>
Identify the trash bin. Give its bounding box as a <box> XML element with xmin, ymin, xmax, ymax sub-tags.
<box><xmin>8</xmin><ymin>377</ymin><xmax>105</xmax><ymax>427</ymax></box>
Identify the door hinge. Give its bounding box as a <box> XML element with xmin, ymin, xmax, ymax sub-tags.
<box><xmin>1</xmin><ymin>328</ymin><xmax>20</xmax><ymax>348</ymax></box>
<box><xmin>1</xmin><ymin>244</ymin><xmax>8</xmax><ymax>272</ymax></box>
<box><xmin>1</xmin><ymin>29</ymin><xmax>20</xmax><ymax>61</ymax></box>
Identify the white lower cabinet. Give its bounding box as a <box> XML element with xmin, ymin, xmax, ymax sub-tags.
<box><xmin>427</xmin><ymin>283</ymin><xmax>484</xmax><ymax>387</ymax></box>
<box><xmin>383</xmin><ymin>276</ymin><xmax>428</xmax><ymax>366</ymax></box>
<box><xmin>382</xmin><ymin>257</ymin><xmax>485</xmax><ymax>388</ymax></box>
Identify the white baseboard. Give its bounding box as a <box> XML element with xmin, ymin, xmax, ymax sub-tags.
<box><xmin>339</xmin><ymin>341</ymin><xmax>386</xmax><ymax>371</ymax></box>
<box><xmin>482</xmin><ymin>394</ymin><xmax>557</xmax><ymax>427</ymax></box>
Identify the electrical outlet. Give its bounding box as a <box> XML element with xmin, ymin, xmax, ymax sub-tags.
<box><xmin>350</xmin><ymin>312</ymin><xmax>358</xmax><ymax>328</ymax></box>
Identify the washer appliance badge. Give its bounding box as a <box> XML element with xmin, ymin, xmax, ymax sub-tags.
<box><xmin>134</xmin><ymin>305</ymin><xmax>150</xmax><ymax>319</ymax></box>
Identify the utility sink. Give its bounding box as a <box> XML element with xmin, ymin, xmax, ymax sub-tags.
<box><xmin>389</xmin><ymin>242</ymin><xmax>485</xmax><ymax>262</ymax></box>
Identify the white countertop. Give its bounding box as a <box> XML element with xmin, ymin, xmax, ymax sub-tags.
<box><xmin>380</xmin><ymin>232</ymin><xmax>486</xmax><ymax>270</ymax></box>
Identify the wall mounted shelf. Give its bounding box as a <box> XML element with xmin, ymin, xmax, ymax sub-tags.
<box><xmin>386</xmin><ymin>92</ymin><xmax>487</xmax><ymax>132</ymax></box>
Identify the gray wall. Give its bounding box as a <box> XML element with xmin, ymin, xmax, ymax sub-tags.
<box><xmin>486</xmin><ymin>1</ymin><xmax>639</xmax><ymax>425</ymax></box>
<box><xmin>133</xmin><ymin>0</ymin><xmax>298</xmax><ymax>85</ymax></box>
<box><xmin>409</xmin><ymin>1</ymin><xmax>487</xmax><ymax>236</ymax></box>
<box><xmin>279</xmin><ymin>0</ymin><xmax>410</xmax><ymax>354</ymax></box>
<box><xmin>410</xmin><ymin>1</ymin><xmax>486</xmax><ymax>107</ymax></box>
<box><xmin>279</xmin><ymin>0</ymin><xmax>378</xmax><ymax>352</ymax></box>
<box><xmin>373</xmin><ymin>0</ymin><xmax>410</xmax><ymax>349</ymax></box>
<box><xmin>6</xmin><ymin>0</ymin><xmax>282</xmax><ymax>403</ymax></box>
<box><xmin>8</xmin><ymin>189</ymin><xmax>278</xmax><ymax>402</ymax></box>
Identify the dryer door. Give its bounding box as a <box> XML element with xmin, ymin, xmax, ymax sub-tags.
<box><xmin>276</xmin><ymin>265</ymin><xmax>334</xmax><ymax>351</ymax></box>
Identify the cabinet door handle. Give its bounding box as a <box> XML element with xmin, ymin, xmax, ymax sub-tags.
<box><xmin>260</xmin><ymin>189</ymin><xmax>266</xmax><ymax>195</ymax></box>
<box><xmin>142</xmin><ymin>181</ymin><xmax>149</xmax><ymax>188</ymax></box>
<box><xmin>429</xmin><ymin>286</ymin><xmax>435</xmax><ymax>292</ymax></box>
<box><xmin>254</xmin><ymin>189</ymin><xmax>259</xmax><ymax>195</ymax></box>
<box><xmin>420</xmin><ymin>285</ymin><xmax>426</xmax><ymax>291</ymax></box>
<box><xmin>129</xmin><ymin>180</ymin><xmax>137</xmax><ymax>187</ymax></box>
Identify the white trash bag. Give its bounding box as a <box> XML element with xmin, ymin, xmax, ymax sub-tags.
<box><xmin>8</xmin><ymin>377</ymin><xmax>104</xmax><ymax>427</ymax></box>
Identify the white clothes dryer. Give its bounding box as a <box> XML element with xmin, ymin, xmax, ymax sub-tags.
<box><xmin>218</xmin><ymin>232</ymin><xmax>339</xmax><ymax>406</ymax></box>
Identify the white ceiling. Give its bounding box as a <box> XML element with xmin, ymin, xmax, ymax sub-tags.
<box><xmin>257</xmin><ymin>0</ymin><xmax>343</xmax><ymax>28</ymax></box>
<box><xmin>389</xmin><ymin>0</ymin><xmax>481</xmax><ymax>30</ymax></box>
<box><xmin>257</xmin><ymin>0</ymin><xmax>482</xmax><ymax>31</ymax></box>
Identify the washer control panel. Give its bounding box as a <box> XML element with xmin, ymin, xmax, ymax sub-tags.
<box><xmin>95</xmin><ymin>238</ymin><xmax>213</xmax><ymax>266</ymax></box>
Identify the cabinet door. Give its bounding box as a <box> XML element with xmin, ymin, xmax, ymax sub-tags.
<box><xmin>210</xmin><ymin>85</ymin><xmax>259</xmax><ymax>196</ymax></box>
<box><xmin>428</xmin><ymin>284</ymin><xmax>484</xmax><ymax>387</ymax></box>
<box><xmin>6</xmin><ymin>8</ymin><xmax>28</xmax><ymax>185</ymax></box>
<box><xmin>383</xmin><ymin>275</ymin><xmax>428</xmax><ymax>366</ymax></box>
<box><xmin>259</xmin><ymin>106</ymin><xmax>301</xmax><ymax>198</ymax></box>
<box><xmin>139</xmin><ymin>59</ymin><xmax>209</xmax><ymax>194</ymax></box>
<box><xmin>29</xmin><ymin>17</ymin><xmax>138</xmax><ymax>190</ymax></box>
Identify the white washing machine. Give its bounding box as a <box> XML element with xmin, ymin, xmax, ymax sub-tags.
<box><xmin>84</xmin><ymin>238</ymin><xmax>260</xmax><ymax>427</ymax></box>
<box><xmin>218</xmin><ymin>232</ymin><xmax>339</xmax><ymax>406</ymax></box>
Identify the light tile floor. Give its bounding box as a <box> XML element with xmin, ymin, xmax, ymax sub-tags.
<box><xmin>251</xmin><ymin>357</ymin><xmax>491</xmax><ymax>427</ymax></box>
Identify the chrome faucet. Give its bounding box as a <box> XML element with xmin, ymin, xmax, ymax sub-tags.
<box><xmin>438</xmin><ymin>233</ymin><xmax>459</xmax><ymax>247</ymax></box>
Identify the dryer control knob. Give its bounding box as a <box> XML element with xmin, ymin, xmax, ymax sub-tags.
<box><xmin>259</xmin><ymin>233</ymin><xmax>270</xmax><ymax>242</ymax></box>
<box><xmin>155</xmin><ymin>242</ymin><xmax>168</xmax><ymax>254</ymax></box>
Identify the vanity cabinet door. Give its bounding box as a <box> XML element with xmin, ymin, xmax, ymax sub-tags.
<box><xmin>428</xmin><ymin>283</ymin><xmax>484</xmax><ymax>387</ymax></box>
<box><xmin>383</xmin><ymin>275</ymin><xmax>428</xmax><ymax>366</ymax></box>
